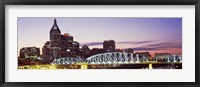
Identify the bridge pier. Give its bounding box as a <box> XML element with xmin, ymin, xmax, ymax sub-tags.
<box><xmin>149</xmin><ymin>63</ymin><xmax>152</xmax><ymax>69</ymax></box>
<box><xmin>81</xmin><ymin>64</ymin><xmax>88</xmax><ymax>69</ymax></box>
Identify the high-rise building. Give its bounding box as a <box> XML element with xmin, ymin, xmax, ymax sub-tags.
<box><xmin>49</xmin><ymin>19</ymin><xmax>61</xmax><ymax>59</ymax></box>
<box><xmin>42</xmin><ymin>41</ymin><xmax>50</xmax><ymax>59</ymax></box>
<box><xmin>72</xmin><ymin>41</ymin><xmax>79</xmax><ymax>52</ymax></box>
<box><xmin>60</xmin><ymin>33</ymin><xmax>74</xmax><ymax>52</ymax></box>
<box><xmin>60</xmin><ymin>33</ymin><xmax>80</xmax><ymax>57</ymax></box>
<box><xmin>19</xmin><ymin>47</ymin><xmax>40</xmax><ymax>59</ymax></box>
<box><xmin>63</xmin><ymin>33</ymin><xmax>73</xmax><ymax>41</ymax></box>
<box><xmin>81</xmin><ymin>45</ymin><xmax>90</xmax><ymax>58</ymax></box>
<box><xmin>103</xmin><ymin>40</ymin><xmax>115</xmax><ymax>52</ymax></box>
<box><xmin>41</xmin><ymin>19</ymin><xmax>81</xmax><ymax>59</ymax></box>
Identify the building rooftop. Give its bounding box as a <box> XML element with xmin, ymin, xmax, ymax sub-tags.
<box><xmin>104</xmin><ymin>40</ymin><xmax>115</xmax><ymax>42</ymax></box>
<box><xmin>63</xmin><ymin>33</ymin><xmax>72</xmax><ymax>37</ymax></box>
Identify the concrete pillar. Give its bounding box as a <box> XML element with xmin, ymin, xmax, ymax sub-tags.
<box><xmin>149</xmin><ymin>63</ymin><xmax>152</xmax><ymax>69</ymax></box>
<box><xmin>81</xmin><ymin>64</ymin><xmax>88</xmax><ymax>69</ymax></box>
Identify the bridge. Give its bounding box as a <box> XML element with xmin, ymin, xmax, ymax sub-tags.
<box><xmin>18</xmin><ymin>52</ymin><xmax>182</xmax><ymax>69</ymax></box>
<box><xmin>50</xmin><ymin>52</ymin><xmax>182</xmax><ymax>69</ymax></box>
<box><xmin>51</xmin><ymin>52</ymin><xmax>182</xmax><ymax>65</ymax></box>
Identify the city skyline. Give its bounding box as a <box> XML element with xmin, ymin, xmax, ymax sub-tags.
<box><xmin>18</xmin><ymin>17</ymin><xmax>182</xmax><ymax>57</ymax></box>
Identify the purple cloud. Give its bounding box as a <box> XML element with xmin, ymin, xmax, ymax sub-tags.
<box><xmin>117</xmin><ymin>40</ymin><xmax>155</xmax><ymax>44</ymax></box>
<box><xmin>79</xmin><ymin>38</ymin><xmax>182</xmax><ymax>51</ymax></box>
<box><xmin>146</xmin><ymin>41</ymin><xmax>182</xmax><ymax>48</ymax></box>
<box><xmin>131</xmin><ymin>40</ymin><xmax>182</xmax><ymax>51</ymax></box>
<box><xmin>80</xmin><ymin>40</ymin><xmax>155</xmax><ymax>47</ymax></box>
<box><xmin>131</xmin><ymin>47</ymin><xmax>159</xmax><ymax>51</ymax></box>
<box><xmin>80</xmin><ymin>42</ymin><xmax>103</xmax><ymax>46</ymax></box>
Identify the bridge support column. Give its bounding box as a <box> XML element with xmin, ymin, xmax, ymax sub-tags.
<box><xmin>81</xmin><ymin>64</ymin><xmax>88</xmax><ymax>69</ymax></box>
<box><xmin>149</xmin><ymin>64</ymin><xmax>152</xmax><ymax>69</ymax></box>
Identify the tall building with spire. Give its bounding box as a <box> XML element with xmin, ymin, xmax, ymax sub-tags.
<box><xmin>42</xmin><ymin>18</ymin><xmax>80</xmax><ymax>59</ymax></box>
<box><xmin>49</xmin><ymin>19</ymin><xmax>61</xmax><ymax>59</ymax></box>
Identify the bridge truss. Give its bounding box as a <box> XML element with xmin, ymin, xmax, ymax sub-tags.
<box><xmin>51</xmin><ymin>52</ymin><xmax>182</xmax><ymax>65</ymax></box>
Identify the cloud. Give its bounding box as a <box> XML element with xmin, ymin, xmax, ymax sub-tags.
<box><xmin>131</xmin><ymin>40</ymin><xmax>182</xmax><ymax>51</ymax></box>
<box><xmin>117</xmin><ymin>40</ymin><xmax>155</xmax><ymax>44</ymax></box>
<box><xmin>80</xmin><ymin>42</ymin><xmax>102</xmax><ymax>46</ymax></box>
<box><xmin>146</xmin><ymin>41</ymin><xmax>182</xmax><ymax>49</ymax></box>
<box><xmin>80</xmin><ymin>39</ymin><xmax>182</xmax><ymax>51</ymax></box>
<box><xmin>134</xmin><ymin>40</ymin><xmax>155</xmax><ymax>44</ymax></box>
<box><xmin>131</xmin><ymin>47</ymin><xmax>158</xmax><ymax>51</ymax></box>
<box><xmin>80</xmin><ymin>40</ymin><xmax>155</xmax><ymax>47</ymax></box>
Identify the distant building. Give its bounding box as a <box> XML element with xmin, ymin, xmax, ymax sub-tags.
<box><xmin>42</xmin><ymin>41</ymin><xmax>50</xmax><ymax>59</ymax></box>
<box><xmin>103</xmin><ymin>40</ymin><xmax>115</xmax><ymax>52</ymax></box>
<box><xmin>81</xmin><ymin>45</ymin><xmax>90</xmax><ymax>58</ymax></box>
<box><xmin>124</xmin><ymin>48</ymin><xmax>134</xmax><ymax>53</ymax></box>
<box><xmin>90</xmin><ymin>48</ymin><xmax>106</xmax><ymax>56</ymax></box>
<box><xmin>60</xmin><ymin>33</ymin><xmax>80</xmax><ymax>57</ymax></box>
<box><xmin>72</xmin><ymin>41</ymin><xmax>80</xmax><ymax>53</ymax></box>
<box><xmin>60</xmin><ymin>33</ymin><xmax>74</xmax><ymax>51</ymax></box>
<box><xmin>82</xmin><ymin>45</ymin><xmax>90</xmax><ymax>55</ymax></box>
<box><xmin>19</xmin><ymin>47</ymin><xmax>40</xmax><ymax>59</ymax></box>
<box><xmin>135</xmin><ymin>52</ymin><xmax>151</xmax><ymax>58</ymax></box>
<box><xmin>115</xmin><ymin>49</ymin><xmax>123</xmax><ymax>52</ymax></box>
<box><xmin>63</xmin><ymin>33</ymin><xmax>73</xmax><ymax>41</ymax></box>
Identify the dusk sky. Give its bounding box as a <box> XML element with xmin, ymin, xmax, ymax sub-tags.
<box><xmin>18</xmin><ymin>17</ymin><xmax>182</xmax><ymax>57</ymax></box>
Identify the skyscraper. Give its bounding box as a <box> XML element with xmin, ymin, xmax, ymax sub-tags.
<box><xmin>49</xmin><ymin>19</ymin><xmax>61</xmax><ymax>59</ymax></box>
<box><xmin>42</xmin><ymin>19</ymin><xmax>81</xmax><ymax>59</ymax></box>
<box><xmin>60</xmin><ymin>33</ymin><xmax>80</xmax><ymax>57</ymax></box>
<box><xmin>103</xmin><ymin>40</ymin><xmax>115</xmax><ymax>52</ymax></box>
<box><xmin>81</xmin><ymin>45</ymin><xmax>90</xmax><ymax>58</ymax></box>
<box><xmin>42</xmin><ymin>41</ymin><xmax>50</xmax><ymax>59</ymax></box>
<box><xmin>19</xmin><ymin>47</ymin><xmax>40</xmax><ymax>59</ymax></box>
